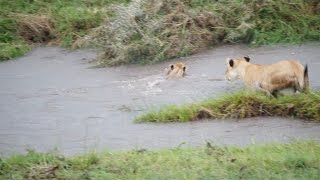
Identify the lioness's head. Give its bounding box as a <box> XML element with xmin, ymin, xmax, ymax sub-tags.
<box><xmin>225</xmin><ymin>56</ymin><xmax>250</xmax><ymax>81</ymax></box>
<box><xmin>165</xmin><ymin>62</ymin><xmax>187</xmax><ymax>79</ymax></box>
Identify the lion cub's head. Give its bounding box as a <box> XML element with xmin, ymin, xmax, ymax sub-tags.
<box><xmin>165</xmin><ymin>62</ymin><xmax>187</xmax><ymax>80</ymax></box>
<box><xmin>225</xmin><ymin>56</ymin><xmax>250</xmax><ymax>81</ymax></box>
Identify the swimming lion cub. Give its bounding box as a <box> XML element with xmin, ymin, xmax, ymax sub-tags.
<box><xmin>165</xmin><ymin>62</ymin><xmax>187</xmax><ymax>80</ymax></box>
<box><xmin>225</xmin><ymin>56</ymin><xmax>309</xmax><ymax>97</ymax></box>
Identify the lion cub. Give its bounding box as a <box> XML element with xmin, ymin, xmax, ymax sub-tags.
<box><xmin>165</xmin><ymin>62</ymin><xmax>187</xmax><ymax>80</ymax></box>
<box><xmin>225</xmin><ymin>56</ymin><xmax>309</xmax><ymax>97</ymax></box>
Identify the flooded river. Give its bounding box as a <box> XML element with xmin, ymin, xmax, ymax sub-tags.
<box><xmin>0</xmin><ymin>43</ymin><xmax>320</xmax><ymax>156</ymax></box>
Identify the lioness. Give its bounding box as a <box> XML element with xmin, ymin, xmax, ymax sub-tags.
<box><xmin>165</xmin><ymin>62</ymin><xmax>187</xmax><ymax>79</ymax></box>
<box><xmin>225</xmin><ymin>56</ymin><xmax>309</xmax><ymax>97</ymax></box>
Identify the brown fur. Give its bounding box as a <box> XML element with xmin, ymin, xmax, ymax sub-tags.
<box><xmin>165</xmin><ymin>62</ymin><xmax>186</xmax><ymax>80</ymax></box>
<box><xmin>225</xmin><ymin>56</ymin><xmax>309</xmax><ymax>97</ymax></box>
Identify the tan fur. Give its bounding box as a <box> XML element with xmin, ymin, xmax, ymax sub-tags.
<box><xmin>225</xmin><ymin>56</ymin><xmax>309</xmax><ymax>97</ymax></box>
<box><xmin>165</xmin><ymin>62</ymin><xmax>186</xmax><ymax>80</ymax></box>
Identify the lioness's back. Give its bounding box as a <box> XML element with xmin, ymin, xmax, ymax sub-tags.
<box><xmin>225</xmin><ymin>57</ymin><xmax>308</xmax><ymax>96</ymax></box>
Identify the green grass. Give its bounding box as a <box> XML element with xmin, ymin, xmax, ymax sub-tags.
<box><xmin>0</xmin><ymin>0</ymin><xmax>129</xmax><ymax>60</ymax></box>
<box><xmin>0</xmin><ymin>42</ymin><xmax>30</xmax><ymax>61</ymax></box>
<box><xmin>1</xmin><ymin>141</ymin><xmax>320</xmax><ymax>179</ymax></box>
<box><xmin>185</xmin><ymin>0</ymin><xmax>320</xmax><ymax>45</ymax></box>
<box><xmin>135</xmin><ymin>91</ymin><xmax>320</xmax><ymax>123</ymax></box>
<box><xmin>0</xmin><ymin>13</ymin><xmax>29</xmax><ymax>60</ymax></box>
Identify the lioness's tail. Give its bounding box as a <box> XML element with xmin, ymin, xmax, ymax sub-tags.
<box><xmin>303</xmin><ymin>64</ymin><xmax>309</xmax><ymax>93</ymax></box>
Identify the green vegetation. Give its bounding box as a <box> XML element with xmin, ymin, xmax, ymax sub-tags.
<box><xmin>135</xmin><ymin>91</ymin><xmax>320</xmax><ymax>123</ymax></box>
<box><xmin>0</xmin><ymin>41</ymin><xmax>30</xmax><ymax>61</ymax></box>
<box><xmin>0</xmin><ymin>0</ymin><xmax>129</xmax><ymax>60</ymax></box>
<box><xmin>81</xmin><ymin>0</ymin><xmax>320</xmax><ymax>66</ymax></box>
<box><xmin>186</xmin><ymin>0</ymin><xmax>320</xmax><ymax>45</ymax></box>
<box><xmin>1</xmin><ymin>0</ymin><xmax>320</xmax><ymax>63</ymax></box>
<box><xmin>1</xmin><ymin>141</ymin><xmax>319</xmax><ymax>179</ymax></box>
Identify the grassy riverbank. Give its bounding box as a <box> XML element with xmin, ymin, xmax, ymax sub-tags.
<box><xmin>135</xmin><ymin>91</ymin><xmax>320</xmax><ymax>123</ymax></box>
<box><xmin>0</xmin><ymin>0</ymin><xmax>128</xmax><ymax>60</ymax></box>
<box><xmin>1</xmin><ymin>0</ymin><xmax>320</xmax><ymax>64</ymax></box>
<box><xmin>80</xmin><ymin>0</ymin><xmax>320</xmax><ymax>66</ymax></box>
<box><xmin>1</xmin><ymin>141</ymin><xmax>319</xmax><ymax>179</ymax></box>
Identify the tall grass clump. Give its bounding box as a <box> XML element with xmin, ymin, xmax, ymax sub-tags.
<box><xmin>78</xmin><ymin>0</ymin><xmax>320</xmax><ymax>66</ymax></box>
<box><xmin>75</xmin><ymin>0</ymin><xmax>225</xmax><ymax>66</ymax></box>
<box><xmin>1</xmin><ymin>141</ymin><xmax>320</xmax><ymax>179</ymax></box>
<box><xmin>135</xmin><ymin>91</ymin><xmax>320</xmax><ymax>123</ymax></box>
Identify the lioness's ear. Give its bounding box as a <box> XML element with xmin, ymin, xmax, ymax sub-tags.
<box><xmin>183</xmin><ymin>66</ymin><xmax>186</xmax><ymax>72</ymax></box>
<box><xmin>170</xmin><ymin>64</ymin><xmax>174</xmax><ymax>70</ymax></box>
<box><xmin>244</xmin><ymin>56</ymin><xmax>250</xmax><ymax>62</ymax></box>
<box><xmin>229</xmin><ymin>59</ymin><xmax>234</xmax><ymax>67</ymax></box>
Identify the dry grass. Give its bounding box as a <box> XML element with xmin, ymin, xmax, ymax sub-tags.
<box><xmin>76</xmin><ymin>0</ymin><xmax>225</xmax><ymax>66</ymax></box>
<box><xmin>77</xmin><ymin>0</ymin><xmax>320</xmax><ymax>66</ymax></box>
<box><xmin>12</xmin><ymin>13</ymin><xmax>56</xmax><ymax>43</ymax></box>
<box><xmin>27</xmin><ymin>164</ymin><xmax>59</xmax><ymax>179</ymax></box>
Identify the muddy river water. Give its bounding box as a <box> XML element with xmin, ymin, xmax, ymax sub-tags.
<box><xmin>0</xmin><ymin>43</ymin><xmax>320</xmax><ymax>156</ymax></box>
